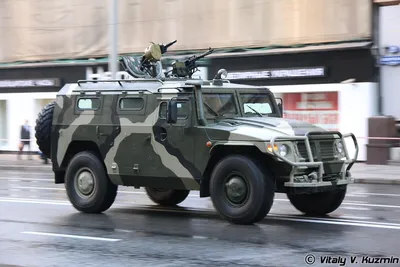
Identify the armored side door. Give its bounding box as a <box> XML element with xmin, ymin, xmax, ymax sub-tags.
<box><xmin>109</xmin><ymin>93</ymin><xmax>157</xmax><ymax>182</ymax></box>
<box><xmin>74</xmin><ymin>95</ymin><xmax>104</xmax><ymax>144</ymax></box>
<box><xmin>152</xmin><ymin>96</ymin><xmax>199</xmax><ymax>190</ymax></box>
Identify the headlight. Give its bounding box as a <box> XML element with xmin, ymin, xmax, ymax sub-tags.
<box><xmin>334</xmin><ymin>140</ymin><xmax>346</xmax><ymax>157</ymax></box>
<box><xmin>278</xmin><ymin>144</ymin><xmax>288</xmax><ymax>157</ymax></box>
<box><xmin>267</xmin><ymin>143</ymin><xmax>290</xmax><ymax>157</ymax></box>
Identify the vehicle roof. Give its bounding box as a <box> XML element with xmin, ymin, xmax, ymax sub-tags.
<box><xmin>58</xmin><ymin>78</ymin><xmax>270</xmax><ymax>96</ymax></box>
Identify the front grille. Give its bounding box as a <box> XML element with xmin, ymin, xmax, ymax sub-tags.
<box><xmin>297</xmin><ymin>139</ymin><xmax>336</xmax><ymax>161</ymax></box>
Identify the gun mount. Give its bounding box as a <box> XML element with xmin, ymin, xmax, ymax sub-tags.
<box><xmin>165</xmin><ymin>47</ymin><xmax>214</xmax><ymax>79</ymax></box>
<box><xmin>120</xmin><ymin>40</ymin><xmax>177</xmax><ymax>79</ymax></box>
<box><xmin>119</xmin><ymin>40</ymin><xmax>214</xmax><ymax>80</ymax></box>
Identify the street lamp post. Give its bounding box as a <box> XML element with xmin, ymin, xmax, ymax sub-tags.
<box><xmin>108</xmin><ymin>0</ymin><xmax>119</xmax><ymax>79</ymax></box>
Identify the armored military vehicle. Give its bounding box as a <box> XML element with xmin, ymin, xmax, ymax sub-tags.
<box><xmin>35</xmin><ymin>40</ymin><xmax>358</xmax><ymax>225</ymax></box>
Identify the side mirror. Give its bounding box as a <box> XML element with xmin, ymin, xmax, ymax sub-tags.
<box><xmin>275</xmin><ymin>97</ymin><xmax>283</xmax><ymax>116</ymax></box>
<box><xmin>167</xmin><ymin>99</ymin><xmax>178</xmax><ymax>123</ymax></box>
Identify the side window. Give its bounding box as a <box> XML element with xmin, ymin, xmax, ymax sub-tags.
<box><xmin>77</xmin><ymin>98</ymin><xmax>101</xmax><ymax>110</ymax></box>
<box><xmin>159</xmin><ymin>101</ymin><xmax>189</xmax><ymax>119</ymax></box>
<box><xmin>176</xmin><ymin>102</ymin><xmax>189</xmax><ymax>119</ymax></box>
<box><xmin>159</xmin><ymin>102</ymin><xmax>167</xmax><ymax>118</ymax></box>
<box><xmin>119</xmin><ymin>97</ymin><xmax>144</xmax><ymax>110</ymax></box>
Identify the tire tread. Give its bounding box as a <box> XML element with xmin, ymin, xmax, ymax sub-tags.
<box><xmin>209</xmin><ymin>155</ymin><xmax>275</xmax><ymax>225</ymax></box>
<box><xmin>35</xmin><ymin>101</ymin><xmax>55</xmax><ymax>158</ymax></box>
<box><xmin>65</xmin><ymin>151</ymin><xmax>117</xmax><ymax>213</ymax></box>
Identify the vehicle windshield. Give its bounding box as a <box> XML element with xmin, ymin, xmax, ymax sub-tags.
<box><xmin>202</xmin><ymin>93</ymin><xmax>239</xmax><ymax>119</ymax></box>
<box><xmin>201</xmin><ymin>92</ymin><xmax>277</xmax><ymax>119</ymax></box>
<box><xmin>239</xmin><ymin>93</ymin><xmax>275</xmax><ymax>117</ymax></box>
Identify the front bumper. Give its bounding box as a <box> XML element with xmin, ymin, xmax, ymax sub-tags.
<box><xmin>270</xmin><ymin>131</ymin><xmax>358</xmax><ymax>188</ymax></box>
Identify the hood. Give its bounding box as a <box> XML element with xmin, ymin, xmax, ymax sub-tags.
<box><xmin>205</xmin><ymin>116</ymin><xmax>326</xmax><ymax>141</ymax></box>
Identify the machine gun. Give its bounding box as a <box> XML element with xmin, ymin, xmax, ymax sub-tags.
<box><xmin>165</xmin><ymin>47</ymin><xmax>214</xmax><ymax>78</ymax></box>
<box><xmin>119</xmin><ymin>40</ymin><xmax>177</xmax><ymax>79</ymax></box>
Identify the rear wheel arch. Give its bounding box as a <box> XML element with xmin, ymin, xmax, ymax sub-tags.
<box><xmin>61</xmin><ymin>141</ymin><xmax>103</xmax><ymax>169</ymax></box>
<box><xmin>56</xmin><ymin>141</ymin><xmax>104</xmax><ymax>184</ymax></box>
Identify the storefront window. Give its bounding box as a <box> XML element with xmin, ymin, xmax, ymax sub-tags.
<box><xmin>282</xmin><ymin>92</ymin><xmax>339</xmax><ymax>130</ymax></box>
<box><xmin>0</xmin><ymin>100</ymin><xmax>7</xmax><ymax>148</ymax></box>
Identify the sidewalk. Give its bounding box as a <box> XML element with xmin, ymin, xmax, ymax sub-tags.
<box><xmin>0</xmin><ymin>153</ymin><xmax>52</xmax><ymax>171</ymax></box>
<box><xmin>0</xmin><ymin>153</ymin><xmax>399</xmax><ymax>185</ymax></box>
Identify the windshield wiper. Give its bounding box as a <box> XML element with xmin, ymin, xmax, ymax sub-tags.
<box><xmin>245</xmin><ymin>104</ymin><xmax>263</xmax><ymax>117</ymax></box>
<box><xmin>203</xmin><ymin>102</ymin><xmax>220</xmax><ymax>117</ymax></box>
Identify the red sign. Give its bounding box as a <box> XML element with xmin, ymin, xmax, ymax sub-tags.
<box><xmin>282</xmin><ymin>92</ymin><xmax>339</xmax><ymax>130</ymax></box>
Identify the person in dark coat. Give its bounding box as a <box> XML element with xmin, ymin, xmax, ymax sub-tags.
<box><xmin>18</xmin><ymin>120</ymin><xmax>32</xmax><ymax>160</ymax></box>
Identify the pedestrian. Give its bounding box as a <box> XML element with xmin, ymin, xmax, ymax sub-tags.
<box><xmin>18</xmin><ymin>119</ymin><xmax>32</xmax><ymax>160</ymax></box>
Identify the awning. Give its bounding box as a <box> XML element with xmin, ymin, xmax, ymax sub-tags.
<box><xmin>0</xmin><ymin>41</ymin><xmax>373</xmax><ymax>69</ymax></box>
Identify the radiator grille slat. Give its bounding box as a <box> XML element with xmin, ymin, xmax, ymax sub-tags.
<box><xmin>297</xmin><ymin>139</ymin><xmax>336</xmax><ymax>161</ymax></box>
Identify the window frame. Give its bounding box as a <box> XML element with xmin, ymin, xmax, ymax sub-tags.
<box><xmin>237</xmin><ymin>92</ymin><xmax>277</xmax><ymax>115</ymax></box>
<box><xmin>201</xmin><ymin>92</ymin><xmax>239</xmax><ymax>119</ymax></box>
<box><xmin>158</xmin><ymin>99</ymin><xmax>190</xmax><ymax>120</ymax></box>
<box><xmin>116</xmin><ymin>95</ymin><xmax>147</xmax><ymax>116</ymax></box>
<box><xmin>118</xmin><ymin>97</ymin><xmax>145</xmax><ymax>111</ymax></box>
<box><xmin>75</xmin><ymin>96</ymin><xmax>103</xmax><ymax>114</ymax></box>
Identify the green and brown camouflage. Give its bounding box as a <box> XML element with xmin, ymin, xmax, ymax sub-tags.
<box><xmin>34</xmin><ymin>41</ymin><xmax>359</xmax><ymax>224</ymax></box>
<box><xmin>48</xmin><ymin>75</ymin><xmax>359</xmax><ymax>197</ymax></box>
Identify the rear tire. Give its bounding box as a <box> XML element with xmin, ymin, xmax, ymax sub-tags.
<box><xmin>145</xmin><ymin>187</ymin><xmax>190</xmax><ymax>206</ymax></box>
<box><xmin>35</xmin><ymin>100</ymin><xmax>55</xmax><ymax>158</ymax></box>
<box><xmin>286</xmin><ymin>186</ymin><xmax>347</xmax><ymax>216</ymax></box>
<box><xmin>209</xmin><ymin>155</ymin><xmax>275</xmax><ymax>225</ymax></box>
<box><xmin>65</xmin><ymin>151</ymin><xmax>117</xmax><ymax>213</ymax></box>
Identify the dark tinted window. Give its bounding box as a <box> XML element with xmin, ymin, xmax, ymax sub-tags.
<box><xmin>159</xmin><ymin>101</ymin><xmax>189</xmax><ymax>119</ymax></box>
<box><xmin>119</xmin><ymin>97</ymin><xmax>144</xmax><ymax>110</ymax></box>
<box><xmin>202</xmin><ymin>93</ymin><xmax>238</xmax><ymax>117</ymax></box>
<box><xmin>77</xmin><ymin>98</ymin><xmax>101</xmax><ymax>110</ymax></box>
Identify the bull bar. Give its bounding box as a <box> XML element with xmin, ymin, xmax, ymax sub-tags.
<box><xmin>269</xmin><ymin>131</ymin><xmax>359</xmax><ymax>188</ymax></box>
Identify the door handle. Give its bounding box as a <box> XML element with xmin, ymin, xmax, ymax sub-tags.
<box><xmin>96</xmin><ymin>126</ymin><xmax>107</xmax><ymax>138</ymax></box>
<box><xmin>159</xmin><ymin>127</ymin><xmax>168</xmax><ymax>141</ymax></box>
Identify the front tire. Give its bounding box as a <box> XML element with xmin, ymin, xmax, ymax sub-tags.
<box><xmin>209</xmin><ymin>155</ymin><xmax>275</xmax><ymax>225</ymax></box>
<box><xmin>145</xmin><ymin>187</ymin><xmax>190</xmax><ymax>206</ymax></box>
<box><xmin>287</xmin><ymin>186</ymin><xmax>347</xmax><ymax>216</ymax></box>
<box><xmin>65</xmin><ymin>151</ymin><xmax>118</xmax><ymax>213</ymax></box>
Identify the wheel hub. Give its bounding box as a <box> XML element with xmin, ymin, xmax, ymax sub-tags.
<box><xmin>76</xmin><ymin>170</ymin><xmax>94</xmax><ymax>196</ymax></box>
<box><xmin>225</xmin><ymin>176</ymin><xmax>248</xmax><ymax>204</ymax></box>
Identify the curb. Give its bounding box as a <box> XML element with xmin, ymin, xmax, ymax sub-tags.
<box><xmin>353</xmin><ymin>178</ymin><xmax>400</xmax><ymax>185</ymax></box>
<box><xmin>0</xmin><ymin>165</ymin><xmax>52</xmax><ymax>172</ymax></box>
<box><xmin>0</xmin><ymin>165</ymin><xmax>399</xmax><ymax>185</ymax></box>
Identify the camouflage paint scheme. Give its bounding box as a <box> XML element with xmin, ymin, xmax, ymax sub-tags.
<box><xmin>50</xmin><ymin>79</ymin><xmax>349</xmax><ymax>193</ymax></box>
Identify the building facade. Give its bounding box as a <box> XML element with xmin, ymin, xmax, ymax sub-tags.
<box><xmin>0</xmin><ymin>62</ymin><xmax>208</xmax><ymax>153</ymax></box>
<box><xmin>0</xmin><ymin>0</ymin><xmax>377</xmax><ymax>161</ymax></box>
<box><xmin>377</xmin><ymin>2</ymin><xmax>400</xmax><ymax>118</ymax></box>
<box><xmin>208</xmin><ymin>45</ymin><xmax>378</xmax><ymax>161</ymax></box>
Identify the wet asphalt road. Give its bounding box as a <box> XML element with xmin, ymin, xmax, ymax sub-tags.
<box><xmin>1</xmin><ymin>170</ymin><xmax>400</xmax><ymax>267</ymax></box>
